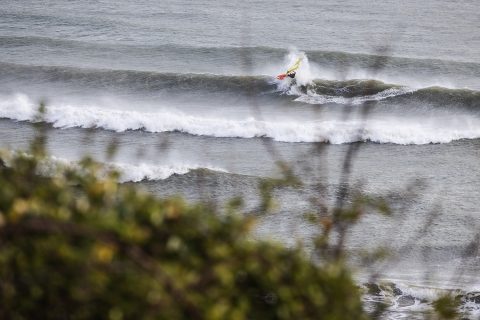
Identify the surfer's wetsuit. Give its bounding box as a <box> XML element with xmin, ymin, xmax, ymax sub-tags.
<box><xmin>276</xmin><ymin>57</ymin><xmax>301</xmax><ymax>80</ymax></box>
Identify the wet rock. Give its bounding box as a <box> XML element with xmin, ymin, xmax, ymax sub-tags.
<box><xmin>381</xmin><ymin>282</ymin><xmax>402</xmax><ymax>296</ymax></box>
<box><xmin>391</xmin><ymin>285</ymin><xmax>403</xmax><ymax>296</ymax></box>
<box><xmin>464</xmin><ymin>291</ymin><xmax>480</xmax><ymax>304</ymax></box>
<box><xmin>364</xmin><ymin>283</ymin><xmax>382</xmax><ymax>296</ymax></box>
<box><xmin>397</xmin><ymin>295</ymin><xmax>416</xmax><ymax>307</ymax></box>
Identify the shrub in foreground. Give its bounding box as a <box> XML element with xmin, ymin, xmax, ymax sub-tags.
<box><xmin>0</xmin><ymin>152</ymin><xmax>366</xmax><ymax>319</ymax></box>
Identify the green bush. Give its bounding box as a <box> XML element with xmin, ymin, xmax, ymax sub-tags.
<box><xmin>0</xmin><ymin>151</ymin><xmax>366</xmax><ymax>319</ymax></box>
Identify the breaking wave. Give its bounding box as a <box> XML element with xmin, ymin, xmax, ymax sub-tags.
<box><xmin>112</xmin><ymin>162</ymin><xmax>226</xmax><ymax>183</ymax></box>
<box><xmin>2</xmin><ymin>93</ymin><xmax>480</xmax><ymax>145</ymax></box>
<box><xmin>362</xmin><ymin>282</ymin><xmax>480</xmax><ymax>318</ymax></box>
<box><xmin>0</xmin><ymin>152</ymin><xmax>226</xmax><ymax>183</ymax></box>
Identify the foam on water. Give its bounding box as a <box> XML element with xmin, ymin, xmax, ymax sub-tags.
<box><xmin>2</xmin><ymin>93</ymin><xmax>480</xmax><ymax>145</ymax></box>
<box><xmin>362</xmin><ymin>281</ymin><xmax>480</xmax><ymax>318</ymax></box>
<box><xmin>293</xmin><ymin>87</ymin><xmax>415</xmax><ymax>105</ymax></box>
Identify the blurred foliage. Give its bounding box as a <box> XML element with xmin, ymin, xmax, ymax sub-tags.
<box><xmin>0</xmin><ymin>142</ymin><xmax>366</xmax><ymax>319</ymax></box>
<box><xmin>432</xmin><ymin>295</ymin><xmax>460</xmax><ymax>320</ymax></box>
<box><xmin>258</xmin><ymin>161</ymin><xmax>302</xmax><ymax>213</ymax></box>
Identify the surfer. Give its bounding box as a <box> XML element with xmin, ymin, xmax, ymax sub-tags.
<box><xmin>276</xmin><ymin>57</ymin><xmax>302</xmax><ymax>80</ymax></box>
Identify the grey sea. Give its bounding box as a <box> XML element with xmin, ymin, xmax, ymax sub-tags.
<box><xmin>1</xmin><ymin>0</ymin><xmax>479</xmax><ymax>318</ymax></box>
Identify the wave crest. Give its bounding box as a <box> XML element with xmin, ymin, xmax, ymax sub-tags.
<box><xmin>2</xmin><ymin>93</ymin><xmax>480</xmax><ymax>145</ymax></box>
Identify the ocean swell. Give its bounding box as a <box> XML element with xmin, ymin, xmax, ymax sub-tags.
<box><xmin>2</xmin><ymin>63</ymin><xmax>479</xmax><ymax>107</ymax></box>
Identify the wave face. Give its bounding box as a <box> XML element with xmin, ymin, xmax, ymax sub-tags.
<box><xmin>1</xmin><ymin>62</ymin><xmax>479</xmax><ymax>105</ymax></box>
<box><xmin>0</xmin><ymin>62</ymin><xmax>276</xmax><ymax>95</ymax></box>
<box><xmin>2</xmin><ymin>92</ymin><xmax>480</xmax><ymax>145</ymax></box>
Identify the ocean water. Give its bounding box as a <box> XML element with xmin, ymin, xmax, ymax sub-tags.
<box><xmin>1</xmin><ymin>0</ymin><xmax>479</xmax><ymax>318</ymax></box>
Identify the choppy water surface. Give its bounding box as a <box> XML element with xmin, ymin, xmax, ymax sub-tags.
<box><xmin>1</xmin><ymin>0</ymin><xmax>479</xmax><ymax>318</ymax></box>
